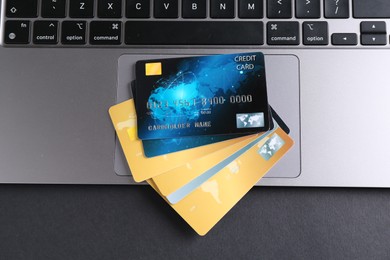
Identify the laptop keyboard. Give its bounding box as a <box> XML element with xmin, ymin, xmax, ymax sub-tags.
<box><xmin>2</xmin><ymin>0</ymin><xmax>390</xmax><ymax>47</ymax></box>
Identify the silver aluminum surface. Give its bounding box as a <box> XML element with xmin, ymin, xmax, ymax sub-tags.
<box><xmin>0</xmin><ymin>47</ymin><xmax>390</xmax><ymax>187</ymax></box>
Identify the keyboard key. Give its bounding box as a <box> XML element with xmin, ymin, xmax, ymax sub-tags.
<box><xmin>267</xmin><ymin>0</ymin><xmax>292</xmax><ymax>18</ymax></box>
<box><xmin>331</xmin><ymin>33</ymin><xmax>357</xmax><ymax>45</ymax></box>
<box><xmin>210</xmin><ymin>0</ymin><xmax>234</xmax><ymax>18</ymax></box>
<box><xmin>41</xmin><ymin>0</ymin><xmax>66</xmax><ymax>18</ymax></box>
<box><xmin>90</xmin><ymin>21</ymin><xmax>122</xmax><ymax>44</ymax></box>
<box><xmin>353</xmin><ymin>0</ymin><xmax>390</xmax><ymax>18</ymax></box>
<box><xmin>303</xmin><ymin>22</ymin><xmax>328</xmax><ymax>45</ymax></box>
<box><xmin>70</xmin><ymin>0</ymin><xmax>94</xmax><ymax>18</ymax></box>
<box><xmin>126</xmin><ymin>0</ymin><xmax>151</xmax><ymax>18</ymax></box>
<box><xmin>4</xmin><ymin>21</ymin><xmax>30</xmax><ymax>44</ymax></box>
<box><xmin>295</xmin><ymin>0</ymin><xmax>320</xmax><ymax>18</ymax></box>
<box><xmin>239</xmin><ymin>0</ymin><xmax>263</xmax><ymax>18</ymax></box>
<box><xmin>33</xmin><ymin>21</ymin><xmax>58</xmax><ymax>44</ymax></box>
<box><xmin>182</xmin><ymin>0</ymin><xmax>206</xmax><ymax>18</ymax></box>
<box><xmin>361</xmin><ymin>34</ymin><xmax>387</xmax><ymax>46</ymax></box>
<box><xmin>98</xmin><ymin>0</ymin><xmax>122</xmax><ymax>18</ymax></box>
<box><xmin>6</xmin><ymin>0</ymin><xmax>38</xmax><ymax>18</ymax></box>
<box><xmin>154</xmin><ymin>0</ymin><xmax>178</xmax><ymax>18</ymax></box>
<box><xmin>267</xmin><ymin>22</ymin><xmax>299</xmax><ymax>45</ymax></box>
<box><xmin>125</xmin><ymin>21</ymin><xmax>263</xmax><ymax>44</ymax></box>
<box><xmin>324</xmin><ymin>0</ymin><xmax>349</xmax><ymax>18</ymax></box>
<box><xmin>61</xmin><ymin>21</ymin><xmax>87</xmax><ymax>44</ymax></box>
<box><xmin>361</xmin><ymin>22</ymin><xmax>386</xmax><ymax>34</ymax></box>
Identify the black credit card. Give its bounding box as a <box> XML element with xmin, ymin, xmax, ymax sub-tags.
<box><xmin>134</xmin><ymin>52</ymin><xmax>270</xmax><ymax>140</ymax></box>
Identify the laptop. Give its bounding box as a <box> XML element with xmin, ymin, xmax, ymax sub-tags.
<box><xmin>0</xmin><ymin>0</ymin><xmax>389</xmax><ymax>187</ymax></box>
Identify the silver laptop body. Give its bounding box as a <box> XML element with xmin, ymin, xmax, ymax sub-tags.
<box><xmin>1</xmin><ymin>0</ymin><xmax>390</xmax><ymax>187</ymax></box>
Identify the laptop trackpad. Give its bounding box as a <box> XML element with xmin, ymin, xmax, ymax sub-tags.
<box><xmin>114</xmin><ymin>54</ymin><xmax>301</xmax><ymax>180</ymax></box>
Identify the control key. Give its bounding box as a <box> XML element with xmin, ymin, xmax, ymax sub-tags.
<box><xmin>33</xmin><ymin>21</ymin><xmax>58</xmax><ymax>44</ymax></box>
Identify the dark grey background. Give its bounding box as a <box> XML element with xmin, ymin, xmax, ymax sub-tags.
<box><xmin>1</xmin><ymin>185</ymin><xmax>390</xmax><ymax>259</ymax></box>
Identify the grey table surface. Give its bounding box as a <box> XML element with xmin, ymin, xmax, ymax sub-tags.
<box><xmin>0</xmin><ymin>185</ymin><xmax>390</xmax><ymax>260</ymax></box>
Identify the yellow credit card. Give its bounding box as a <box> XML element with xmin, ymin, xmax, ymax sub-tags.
<box><xmin>108</xmin><ymin>99</ymin><xmax>254</xmax><ymax>182</ymax></box>
<box><xmin>148</xmin><ymin>126</ymin><xmax>293</xmax><ymax>235</ymax></box>
<box><xmin>152</xmin><ymin>133</ymin><xmax>261</xmax><ymax>196</ymax></box>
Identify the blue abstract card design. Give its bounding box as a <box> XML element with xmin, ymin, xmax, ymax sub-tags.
<box><xmin>135</xmin><ymin>52</ymin><xmax>270</xmax><ymax>140</ymax></box>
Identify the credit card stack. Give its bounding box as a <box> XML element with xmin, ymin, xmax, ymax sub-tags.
<box><xmin>109</xmin><ymin>52</ymin><xmax>294</xmax><ymax>235</ymax></box>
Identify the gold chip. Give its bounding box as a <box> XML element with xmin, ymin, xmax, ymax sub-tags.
<box><xmin>145</xmin><ymin>62</ymin><xmax>162</xmax><ymax>76</ymax></box>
